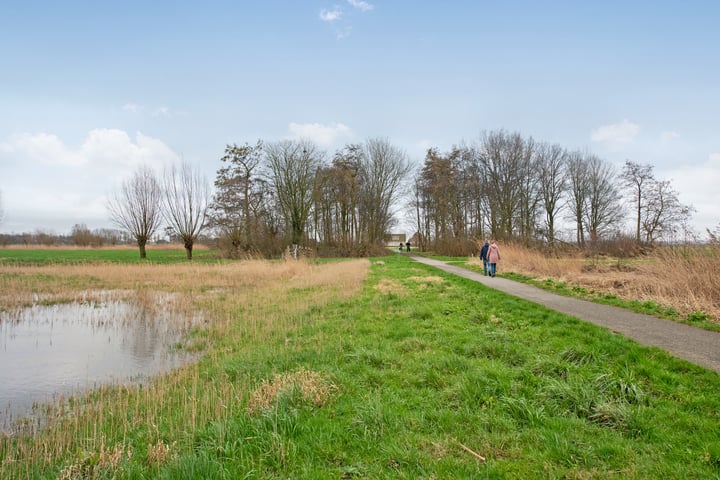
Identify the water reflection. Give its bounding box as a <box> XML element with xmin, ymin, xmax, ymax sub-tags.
<box><xmin>0</xmin><ymin>294</ymin><xmax>200</xmax><ymax>432</ymax></box>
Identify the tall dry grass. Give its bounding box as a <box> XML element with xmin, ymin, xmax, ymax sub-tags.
<box><xmin>470</xmin><ymin>243</ymin><xmax>720</xmax><ymax>323</ymax></box>
<box><xmin>0</xmin><ymin>258</ymin><xmax>370</xmax><ymax>477</ymax></box>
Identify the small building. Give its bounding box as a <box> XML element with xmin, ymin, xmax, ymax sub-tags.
<box><xmin>384</xmin><ymin>233</ymin><xmax>406</xmax><ymax>246</ymax></box>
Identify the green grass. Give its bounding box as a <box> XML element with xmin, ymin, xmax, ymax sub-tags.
<box><xmin>4</xmin><ymin>254</ymin><xmax>720</xmax><ymax>478</ymax></box>
<box><xmin>0</xmin><ymin>247</ymin><xmax>221</xmax><ymax>265</ymax></box>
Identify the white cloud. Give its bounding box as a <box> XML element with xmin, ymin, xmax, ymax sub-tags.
<box><xmin>347</xmin><ymin>0</ymin><xmax>374</xmax><ymax>11</ymax></box>
<box><xmin>590</xmin><ymin>119</ymin><xmax>640</xmax><ymax>149</ymax></box>
<box><xmin>79</xmin><ymin>129</ymin><xmax>179</xmax><ymax>174</ymax></box>
<box><xmin>319</xmin><ymin>8</ymin><xmax>342</xmax><ymax>22</ymax></box>
<box><xmin>320</xmin><ymin>1</ymin><xmax>372</xmax><ymax>38</ymax></box>
<box><xmin>287</xmin><ymin>122</ymin><xmax>352</xmax><ymax>147</ymax></box>
<box><xmin>0</xmin><ymin>132</ymin><xmax>84</xmax><ymax>166</ymax></box>
<box><xmin>0</xmin><ymin>130</ymin><xmax>180</xmax><ymax>233</ymax></box>
<box><xmin>659</xmin><ymin>152</ymin><xmax>720</xmax><ymax>234</ymax></box>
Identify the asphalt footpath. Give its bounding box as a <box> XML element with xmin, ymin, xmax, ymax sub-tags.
<box><xmin>410</xmin><ymin>255</ymin><xmax>720</xmax><ymax>375</ymax></box>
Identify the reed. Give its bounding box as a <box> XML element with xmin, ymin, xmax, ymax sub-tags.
<box><xmin>470</xmin><ymin>243</ymin><xmax>720</xmax><ymax>323</ymax></box>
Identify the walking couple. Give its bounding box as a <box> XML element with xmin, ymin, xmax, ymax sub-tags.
<box><xmin>479</xmin><ymin>240</ymin><xmax>500</xmax><ymax>277</ymax></box>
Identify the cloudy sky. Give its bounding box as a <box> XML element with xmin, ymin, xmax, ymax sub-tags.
<box><xmin>1</xmin><ymin>1</ymin><xmax>718</xmax><ymax>236</ymax></box>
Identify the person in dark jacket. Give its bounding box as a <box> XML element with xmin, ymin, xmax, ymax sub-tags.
<box><xmin>479</xmin><ymin>240</ymin><xmax>490</xmax><ymax>276</ymax></box>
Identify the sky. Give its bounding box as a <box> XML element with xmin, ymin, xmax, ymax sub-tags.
<box><xmin>1</xmin><ymin>0</ymin><xmax>719</xmax><ymax>237</ymax></box>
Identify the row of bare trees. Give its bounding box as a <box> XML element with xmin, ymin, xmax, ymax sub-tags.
<box><xmin>106</xmin><ymin>137</ymin><xmax>411</xmax><ymax>259</ymax></box>
<box><xmin>412</xmin><ymin>130</ymin><xmax>693</xmax><ymax>254</ymax></box>
<box><xmin>208</xmin><ymin>138</ymin><xmax>411</xmax><ymax>258</ymax></box>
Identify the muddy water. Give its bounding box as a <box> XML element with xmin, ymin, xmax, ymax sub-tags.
<box><xmin>0</xmin><ymin>295</ymin><xmax>200</xmax><ymax>432</ymax></box>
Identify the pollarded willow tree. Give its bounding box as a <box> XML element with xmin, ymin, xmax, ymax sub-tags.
<box><xmin>162</xmin><ymin>161</ymin><xmax>211</xmax><ymax>260</ymax></box>
<box><xmin>107</xmin><ymin>165</ymin><xmax>163</xmax><ymax>259</ymax></box>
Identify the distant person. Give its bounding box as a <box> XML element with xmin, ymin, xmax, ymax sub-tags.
<box><xmin>405</xmin><ymin>241</ymin><xmax>411</xmax><ymax>252</ymax></box>
<box><xmin>479</xmin><ymin>240</ymin><xmax>490</xmax><ymax>276</ymax></box>
<box><xmin>487</xmin><ymin>240</ymin><xmax>500</xmax><ymax>277</ymax></box>
<box><xmin>399</xmin><ymin>242</ymin><xmax>404</xmax><ymax>252</ymax></box>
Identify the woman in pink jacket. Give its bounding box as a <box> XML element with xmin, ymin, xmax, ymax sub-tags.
<box><xmin>487</xmin><ymin>240</ymin><xmax>500</xmax><ymax>277</ymax></box>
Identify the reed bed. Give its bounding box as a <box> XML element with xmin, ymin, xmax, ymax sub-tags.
<box><xmin>0</xmin><ymin>257</ymin><xmax>370</xmax><ymax>479</ymax></box>
<box><xmin>472</xmin><ymin>243</ymin><xmax>720</xmax><ymax>323</ymax></box>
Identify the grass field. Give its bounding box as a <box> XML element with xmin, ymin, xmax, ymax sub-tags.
<box><xmin>0</xmin><ymin>244</ymin><xmax>219</xmax><ymax>265</ymax></box>
<box><xmin>2</xmin><ymin>248</ymin><xmax>720</xmax><ymax>478</ymax></box>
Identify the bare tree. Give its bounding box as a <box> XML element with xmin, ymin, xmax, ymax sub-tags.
<box><xmin>313</xmin><ymin>144</ymin><xmax>363</xmax><ymax>251</ymax></box>
<box><xmin>565</xmin><ymin>150</ymin><xmax>590</xmax><ymax>246</ymax></box>
<box><xmin>357</xmin><ymin>138</ymin><xmax>412</xmax><ymax>244</ymax></box>
<box><xmin>477</xmin><ymin>130</ymin><xmax>528</xmax><ymax>241</ymax></box>
<box><xmin>642</xmin><ymin>179</ymin><xmax>691</xmax><ymax>244</ymax></box>
<box><xmin>516</xmin><ymin>136</ymin><xmax>539</xmax><ymax>245</ymax></box>
<box><xmin>162</xmin><ymin>161</ymin><xmax>211</xmax><ymax>260</ymax></box>
<box><xmin>0</xmin><ymin>190</ymin><xmax>4</xmax><ymax>226</ymax></box>
<box><xmin>107</xmin><ymin>165</ymin><xmax>163</xmax><ymax>259</ymax></box>
<box><xmin>583</xmin><ymin>154</ymin><xmax>624</xmax><ymax>244</ymax></box>
<box><xmin>71</xmin><ymin>223</ymin><xmax>96</xmax><ymax>246</ymax></box>
<box><xmin>265</xmin><ymin>139</ymin><xmax>324</xmax><ymax>248</ymax></box>
<box><xmin>536</xmin><ymin>143</ymin><xmax>567</xmax><ymax>250</ymax></box>
<box><xmin>621</xmin><ymin>160</ymin><xmax>655</xmax><ymax>242</ymax></box>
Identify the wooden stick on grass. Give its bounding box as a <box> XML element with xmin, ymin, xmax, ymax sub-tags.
<box><xmin>458</xmin><ymin>442</ymin><xmax>486</xmax><ymax>462</ymax></box>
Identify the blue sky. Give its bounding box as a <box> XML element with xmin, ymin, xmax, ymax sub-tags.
<box><xmin>1</xmin><ymin>1</ymin><xmax>718</xmax><ymax>236</ymax></box>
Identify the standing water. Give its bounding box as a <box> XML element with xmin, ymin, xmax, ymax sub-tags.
<box><xmin>0</xmin><ymin>292</ymin><xmax>201</xmax><ymax>433</ymax></box>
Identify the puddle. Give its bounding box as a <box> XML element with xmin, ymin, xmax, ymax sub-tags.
<box><xmin>0</xmin><ymin>292</ymin><xmax>202</xmax><ymax>433</ymax></box>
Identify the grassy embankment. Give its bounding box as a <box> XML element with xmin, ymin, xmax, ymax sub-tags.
<box><xmin>1</xmin><ymin>248</ymin><xmax>720</xmax><ymax>478</ymax></box>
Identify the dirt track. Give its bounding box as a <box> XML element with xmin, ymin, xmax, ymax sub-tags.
<box><xmin>411</xmin><ymin>255</ymin><xmax>720</xmax><ymax>375</ymax></box>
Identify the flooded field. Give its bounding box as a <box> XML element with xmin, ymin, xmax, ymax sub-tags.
<box><xmin>0</xmin><ymin>291</ymin><xmax>201</xmax><ymax>433</ymax></box>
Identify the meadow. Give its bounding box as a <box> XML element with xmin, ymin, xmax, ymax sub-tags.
<box><xmin>1</xmin><ymin>247</ymin><xmax>720</xmax><ymax>479</ymax></box>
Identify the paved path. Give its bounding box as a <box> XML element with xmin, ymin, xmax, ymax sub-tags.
<box><xmin>411</xmin><ymin>255</ymin><xmax>720</xmax><ymax>374</ymax></box>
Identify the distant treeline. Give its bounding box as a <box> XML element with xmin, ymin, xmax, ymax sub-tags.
<box><xmin>1</xmin><ymin>130</ymin><xmax>714</xmax><ymax>258</ymax></box>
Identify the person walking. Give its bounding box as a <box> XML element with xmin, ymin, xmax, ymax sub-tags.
<box><xmin>479</xmin><ymin>240</ymin><xmax>490</xmax><ymax>276</ymax></box>
<box><xmin>487</xmin><ymin>240</ymin><xmax>500</xmax><ymax>277</ymax></box>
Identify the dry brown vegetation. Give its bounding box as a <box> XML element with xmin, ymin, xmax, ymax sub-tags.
<box><xmin>470</xmin><ymin>243</ymin><xmax>720</xmax><ymax>323</ymax></box>
<box><xmin>246</xmin><ymin>368</ymin><xmax>338</xmax><ymax>415</ymax></box>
